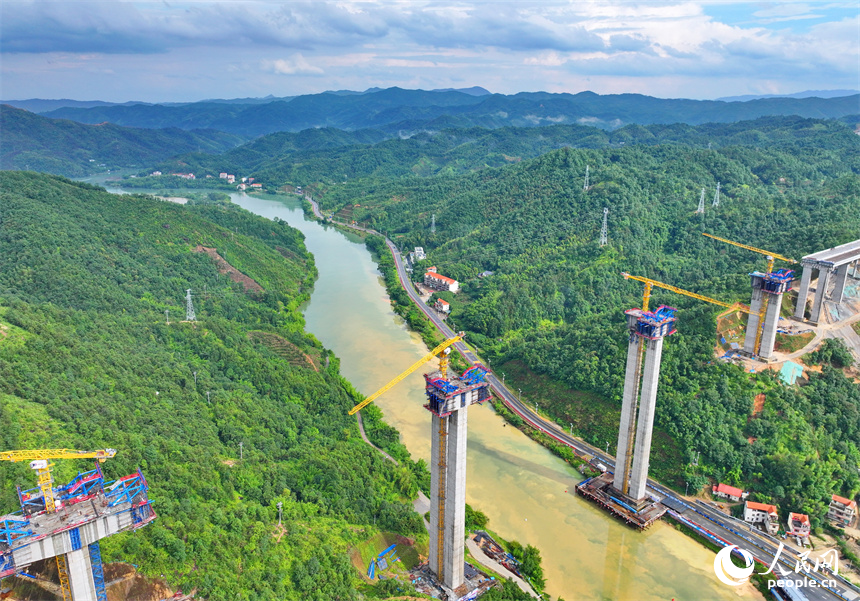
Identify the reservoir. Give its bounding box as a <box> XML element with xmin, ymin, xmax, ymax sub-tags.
<box><xmin>98</xmin><ymin>181</ymin><xmax>759</xmax><ymax>601</ymax></box>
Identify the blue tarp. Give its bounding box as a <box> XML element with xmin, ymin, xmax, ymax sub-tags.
<box><xmin>779</xmin><ymin>361</ymin><xmax>804</xmax><ymax>385</ymax></box>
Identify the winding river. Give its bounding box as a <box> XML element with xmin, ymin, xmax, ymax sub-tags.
<box><xmin>99</xmin><ymin>181</ymin><xmax>759</xmax><ymax>601</ymax></box>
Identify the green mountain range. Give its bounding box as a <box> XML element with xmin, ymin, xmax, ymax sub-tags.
<box><xmin>0</xmin><ymin>105</ymin><xmax>245</xmax><ymax>177</ymax></box>
<box><xmin>38</xmin><ymin>88</ymin><xmax>860</xmax><ymax>137</ymax></box>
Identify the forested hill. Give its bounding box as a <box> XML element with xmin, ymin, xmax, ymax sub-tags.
<box><xmin>0</xmin><ymin>105</ymin><xmax>244</xmax><ymax>177</ymax></box>
<box><xmin>41</xmin><ymin>87</ymin><xmax>860</xmax><ymax>137</ymax></box>
<box><xmin>314</xmin><ymin>120</ymin><xmax>860</xmax><ymax>523</ymax></box>
<box><xmin>0</xmin><ymin>172</ymin><xmax>425</xmax><ymax>600</ymax></box>
<box><xmin>143</xmin><ymin>115</ymin><xmax>860</xmax><ymax>190</ymax></box>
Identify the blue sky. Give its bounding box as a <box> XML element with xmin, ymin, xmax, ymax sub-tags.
<box><xmin>1</xmin><ymin>1</ymin><xmax>857</xmax><ymax>102</ymax></box>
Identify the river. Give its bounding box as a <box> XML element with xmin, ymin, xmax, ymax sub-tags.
<box><xmin>98</xmin><ymin>182</ymin><xmax>759</xmax><ymax>601</ymax></box>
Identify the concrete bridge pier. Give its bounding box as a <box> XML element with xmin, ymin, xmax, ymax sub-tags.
<box><xmin>794</xmin><ymin>263</ymin><xmax>813</xmax><ymax>320</ymax></box>
<box><xmin>67</xmin><ymin>547</ymin><xmax>98</xmax><ymax>600</ymax></box>
<box><xmin>613</xmin><ymin>334</ymin><xmax>643</xmax><ymax>495</ymax></box>
<box><xmin>628</xmin><ymin>336</ymin><xmax>664</xmax><ymax>501</ymax></box>
<box><xmin>758</xmin><ymin>291</ymin><xmax>783</xmax><ymax>360</ymax></box>
<box><xmin>810</xmin><ymin>267</ymin><xmax>831</xmax><ymax>324</ymax></box>
<box><xmin>831</xmin><ymin>264</ymin><xmax>850</xmax><ymax>304</ymax></box>
<box><xmin>744</xmin><ymin>278</ymin><xmax>765</xmax><ymax>354</ymax></box>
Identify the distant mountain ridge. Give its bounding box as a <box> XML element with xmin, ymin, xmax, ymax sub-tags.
<box><xmin>35</xmin><ymin>87</ymin><xmax>860</xmax><ymax>138</ymax></box>
<box><xmin>717</xmin><ymin>89</ymin><xmax>860</xmax><ymax>102</ymax></box>
<box><xmin>0</xmin><ymin>104</ymin><xmax>244</xmax><ymax>177</ymax></box>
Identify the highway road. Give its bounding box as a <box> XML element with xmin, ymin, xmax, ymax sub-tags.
<box><xmin>307</xmin><ymin>197</ymin><xmax>860</xmax><ymax>601</ymax></box>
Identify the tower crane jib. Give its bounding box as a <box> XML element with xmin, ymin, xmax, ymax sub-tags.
<box><xmin>348</xmin><ymin>333</ymin><xmax>465</xmax><ymax>415</ymax></box>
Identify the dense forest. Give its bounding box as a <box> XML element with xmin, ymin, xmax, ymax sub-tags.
<box><xmin>0</xmin><ymin>173</ymin><xmax>428</xmax><ymax>600</ymax></box>
<box><xmin>0</xmin><ymin>105</ymin><xmax>244</xmax><ymax>177</ymax></box>
<box><xmin>142</xmin><ymin>115</ymin><xmax>858</xmax><ymax>192</ymax></box>
<box><xmin>307</xmin><ymin>116</ymin><xmax>860</xmax><ymax>525</ymax></box>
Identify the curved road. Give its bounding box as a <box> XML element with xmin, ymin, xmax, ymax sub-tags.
<box><xmin>307</xmin><ymin>198</ymin><xmax>860</xmax><ymax>601</ymax></box>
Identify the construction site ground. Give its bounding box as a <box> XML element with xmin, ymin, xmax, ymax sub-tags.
<box><xmin>5</xmin><ymin>561</ymin><xmax>181</xmax><ymax>601</ymax></box>
<box><xmin>734</xmin><ymin>273</ymin><xmax>860</xmax><ymax>375</ymax></box>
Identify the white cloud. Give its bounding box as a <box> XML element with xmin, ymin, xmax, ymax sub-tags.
<box><xmin>263</xmin><ymin>54</ymin><xmax>323</xmax><ymax>75</ymax></box>
<box><xmin>0</xmin><ymin>1</ymin><xmax>856</xmax><ymax>101</ymax></box>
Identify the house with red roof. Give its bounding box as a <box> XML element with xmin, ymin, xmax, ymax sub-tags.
<box><xmin>712</xmin><ymin>483</ymin><xmax>747</xmax><ymax>502</ymax></box>
<box><xmin>425</xmin><ymin>270</ymin><xmax>459</xmax><ymax>292</ymax></box>
<box><xmin>744</xmin><ymin>501</ymin><xmax>779</xmax><ymax>534</ymax></box>
<box><xmin>828</xmin><ymin>494</ymin><xmax>857</xmax><ymax>527</ymax></box>
<box><xmin>787</xmin><ymin>512</ymin><xmax>810</xmax><ymax>538</ymax></box>
<box><xmin>434</xmin><ymin>298</ymin><xmax>451</xmax><ymax>313</ymax></box>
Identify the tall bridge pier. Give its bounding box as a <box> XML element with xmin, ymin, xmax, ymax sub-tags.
<box><xmin>795</xmin><ymin>240</ymin><xmax>860</xmax><ymax>323</ymax></box>
<box><xmin>743</xmin><ymin>269</ymin><xmax>794</xmax><ymax>360</ymax></box>
<box><xmin>424</xmin><ymin>360</ymin><xmax>490</xmax><ymax>591</ymax></box>
<box><xmin>613</xmin><ymin>306</ymin><xmax>677</xmax><ymax>501</ymax></box>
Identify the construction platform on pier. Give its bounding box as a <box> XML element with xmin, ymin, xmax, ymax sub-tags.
<box><xmin>575</xmin><ymin>472</ymin><xmax>667</xmax><ymax>530</ymax></box>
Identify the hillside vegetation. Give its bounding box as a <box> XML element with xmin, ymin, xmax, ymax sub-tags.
<box><xmin>0</xmin><ymin>105</ymin><xmax>244</xmax><ymax>177</ymax></box>
<box><xmin>308</xmin><ymin>116</ymin><xmax>860</xmax><ymax>524</ymax></box>
<box><xmin>142</xmin><ymin>115</ymin><xmax>859</xmax><ymax>192</ymax></box>
<box><xmin>0</xmin><ymin>172</ymin><xmax>425</xmax><ymax>600</ymax></box>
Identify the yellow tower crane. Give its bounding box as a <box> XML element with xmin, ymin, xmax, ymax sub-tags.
<box><xmin>348</xmin><ymin>333</ymin><xmax>465</xmax><ymax>415</ymax></box>
<box><xmin>702</xmin><ymin>232</ymin><xmax>797</xmax><ymax>274</ymax></box>
<box><xmin>622</xmin><ymin>273</ymin><xmax>755</xmax><ymax>316</ymax></box>
<box><xmin>0</xmin><ymin>448</ymin><xmax>117</xmax><ymax>600</ymax></box>
<box><xmin>703</xmin><ymin>233</ymin><xmax>798</xmax><ymax>354</ymax></box>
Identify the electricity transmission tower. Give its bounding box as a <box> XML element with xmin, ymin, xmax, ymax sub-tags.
<box><xmin>185</xmin><ymin>289</ymin><xmax>196</xmax><ymax>322</ymax></box>
<box><xmin>583</xmin><ymin>165</ymin><xmax>590</xmax><ymax>191</ymax></box>
<box><xmin>696</xmin><ymin>188</ymin><xmax>705</xmax><ymax>214</ymax></box>
<box><xmin>431</xmin><ymin>214</ymin><xmax>436</xmax><ymax>234</ymax></box>
<box><xmin>599</xmin><ymin>207</ymin><xmax>609</xmax><ymax>247</ymax></box>
<box><xmin>712</xmin><ymin>182</ymin><xmax>721</xmax><ymax>207</ymax></box>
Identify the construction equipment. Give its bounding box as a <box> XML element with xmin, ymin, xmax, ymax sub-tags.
<box><xmin>622</xmin><ymin>273</ymin><xmax>755</xmax><ymax>316</ymax></box>
<box><xmin>703</xmin><ymin>233</ymin><xmax>797</xmax><ymax>356</ymax></box>
<box><xmin>348</xmin><ymin>332</ymin><xmax>465</xmax><ymax>415</ymax></box>
<box><xmin>1</xmin><ymin>449</ymin><xmax>116</xmax><ymax>601</ymax></box>
<box><xmin>702</xmin><ymin>232</ymin><xmax>796</xmax><ymax>274</ymax></box>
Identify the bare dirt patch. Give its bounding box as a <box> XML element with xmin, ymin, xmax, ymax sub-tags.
<box><xmin>752</xmin><ymin>393</ymin><xmax>766</xmax><ymax>416</ymax></box>
<box><xmin>193</xmin><ymin>245</ymin><xmax>263</xmax><ymax>293</ymax></box>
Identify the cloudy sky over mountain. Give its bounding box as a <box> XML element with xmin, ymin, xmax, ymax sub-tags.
<box><xmin>1</xmin><ymin>1</ymin><xmax>857</xmax><ymax>102</ymax></box>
